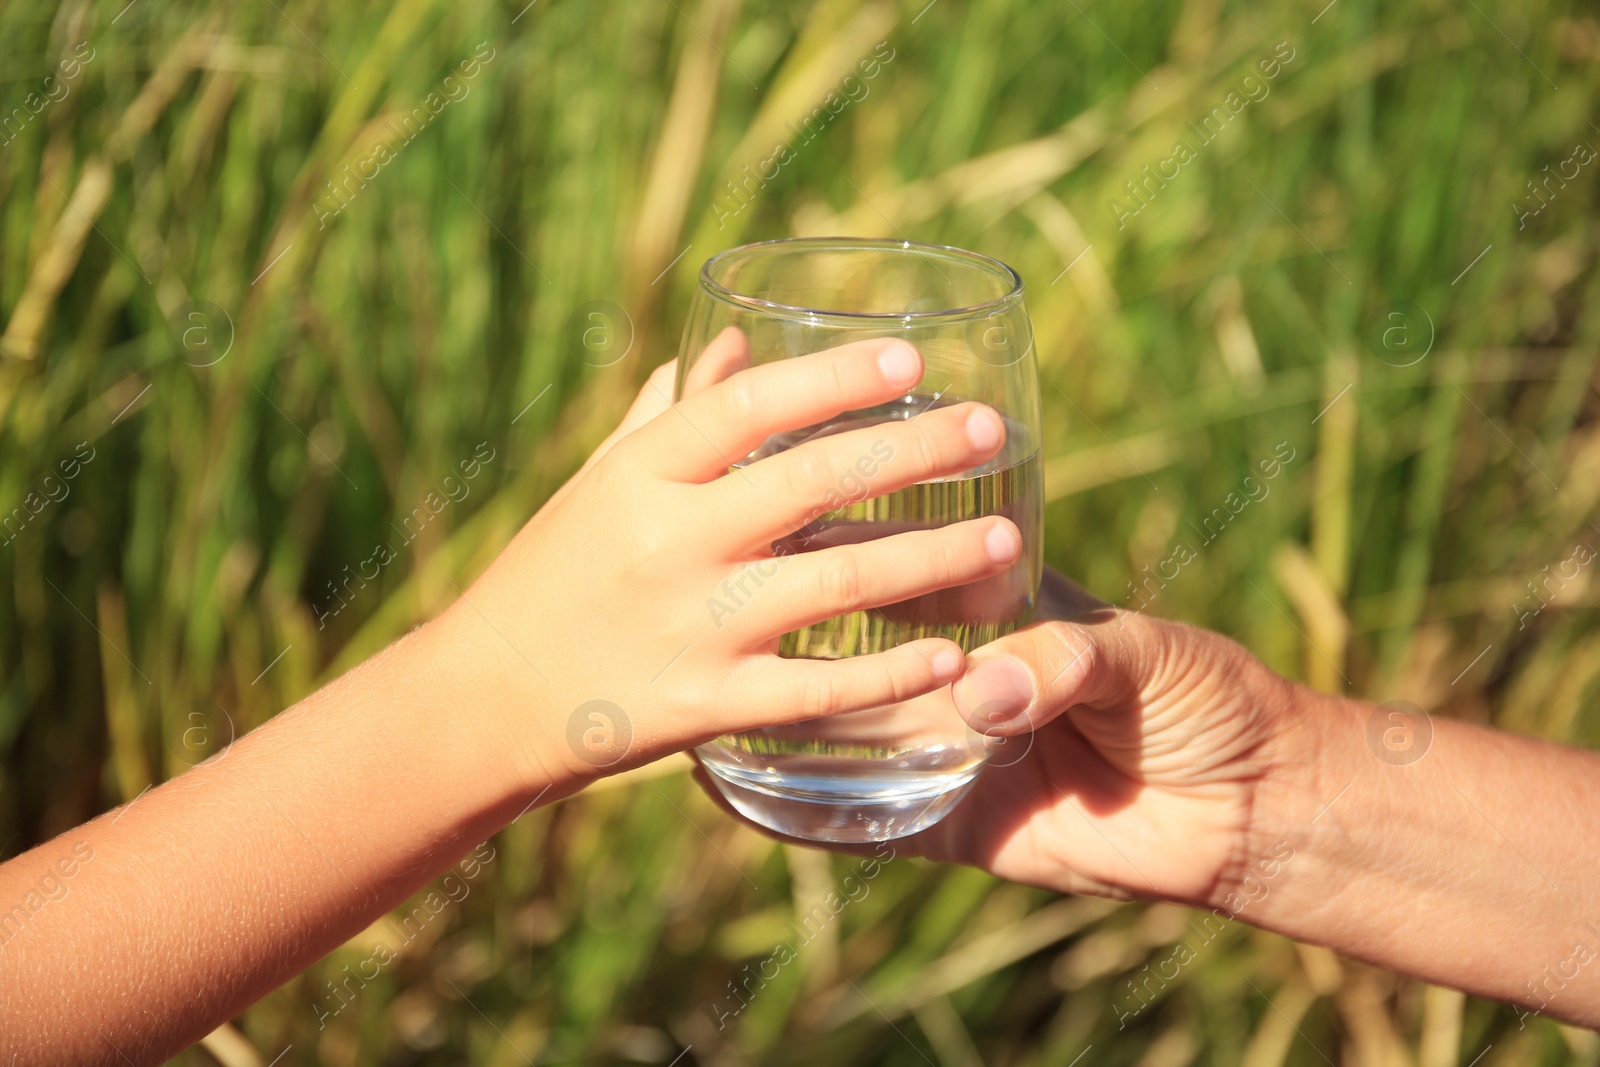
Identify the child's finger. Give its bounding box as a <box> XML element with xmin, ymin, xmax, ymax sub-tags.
<box><xmin>632</xmin><ymin>337</ymin><xmax>924</xmax><ymax>482</ymax></box>
<box><xmin>680</xmin><ymin>325</ymin><xmax>751</xmax><ymax>397</ymax></box>
<box><xmin>723</xmin><ymin>402</ymin><xmax>1006</xmax><ymax>546</ymax></box>
<box><xmin>732</xmin><ymin>638</ymin><xmax>967</xmax><ymax>722</ymax></box>
<box><xmin>726</xmin><ymin>516</ymin><xmax>1023</xmax><ymax>638</ymax></box>
<box><xmin>615</xmin><ymin>358</ymin><xmax>682</xmax><ymax>437</ymax></box>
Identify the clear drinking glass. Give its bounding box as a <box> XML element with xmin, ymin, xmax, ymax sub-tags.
<box><xmin>677</xmin><ymin>237</ymin><xmax>1043</xmax><ymax>843</ymax></box>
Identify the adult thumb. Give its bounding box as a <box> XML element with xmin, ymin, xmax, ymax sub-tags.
<box><xmin>950</xmin><ymin>609</ymin><xmax>1165</xmax><ymax>737</ymax></box>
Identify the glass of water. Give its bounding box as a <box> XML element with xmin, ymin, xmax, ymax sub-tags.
<box><xmin>677</xmin><ymin>237</ymin><xmax>1042</xmax><ymax>843</ymax></box>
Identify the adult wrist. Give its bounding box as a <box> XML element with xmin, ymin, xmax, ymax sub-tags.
<box><xmin>1206</xmin><ymin>667</ymin><xmax>1360</xmax><ymax>932</ymax></box>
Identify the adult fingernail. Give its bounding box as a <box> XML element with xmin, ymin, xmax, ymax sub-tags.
<box><xmin>985</xmin><ymin>521</ymin><xmax>1021</xmax><ymax>563</ymax></box>
<box><xmin>954</xmin><ymin>658</ymin><xmax>1035</xmax><ymax>723</ymax></box>
<box><xmin>966</xmin><ymin>407</ymin><xmax>1003</xmax><ymax>451</ymax></box>
<box><xmin>931</xmin><ymin>647</ymin><xmax>963</xmax><ymax>680</ymax></box>
<box><xmin>878</xmin><ymin>341</ymin><xmax>920</xmax><ymax>387</ymax></box>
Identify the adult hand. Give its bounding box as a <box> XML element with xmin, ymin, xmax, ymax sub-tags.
<box><xmin>748</xmin><ymin>567</ymin><xmax>1600</xmax><ymax>1029</ymax></box>
<box><xmin>906</xmin><ymin>567</ymin><xmax>1296</xmax><ymax>909</ymax></box>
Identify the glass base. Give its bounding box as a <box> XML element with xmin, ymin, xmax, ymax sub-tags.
<box><xmin>699</xmin><ymin>756</ymin><xmax>980</xmax><ymax>844</ymax></box>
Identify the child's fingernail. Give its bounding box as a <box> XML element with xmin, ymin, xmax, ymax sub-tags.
<box><xmin>985</xmin><ymin>521</ymin><xmax>1021</xmax><ymax>563</ymax></box>
<box><xmin>966</xmin><ymin>407</ymin><xmax>1003</xmax><ymax>451</ymax></box>
<box><xmin>954</xmin><ymin>657</ymin><xmax>1034</xmax><ymax>722</ymax></box>
<box><xmin>878</xmin><ymin>341</ymin><xmax>920</xmax><ymax>386</ymax></box>
<box><xmin>931</xmin><ymin>647</ymin><xmax>963</xmax><ymax>680</ymax></box>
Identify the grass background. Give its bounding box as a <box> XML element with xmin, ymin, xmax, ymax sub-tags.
<box><xmin>3</xmin><ymin>0</ymin><xmax>1600</xmax><ymax>1063</ymax></box>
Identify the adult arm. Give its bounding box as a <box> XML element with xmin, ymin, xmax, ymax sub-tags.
<box><xmin>908</xmin><ymin>571</ymin><xmax>1600</xmax><ymax>1027</ymax></box>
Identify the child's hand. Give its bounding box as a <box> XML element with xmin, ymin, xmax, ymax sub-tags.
<box><xmin>0</xmin><ymin>328</ymin><xmax>1019</xmax><ymax>1062</ymax></box>
<box><xmin>438</xmin><ymin>327</ymin><xmax>1023</xmax><ymax>791</ymax></box>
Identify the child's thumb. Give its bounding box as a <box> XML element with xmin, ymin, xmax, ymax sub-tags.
<box><xmin>611</xmin><ymin>358</ymin><xmax>678</xmax><ymax>440</ymax></box>
<box><xmin>577</xmin><ymin>359</ymin><xmax>677</xmax><ymax>473</ymax></box>
<box><xmin>542</xmin><ymin>360</ymin><xmax>677</xmax><ymax>511</ymax></box>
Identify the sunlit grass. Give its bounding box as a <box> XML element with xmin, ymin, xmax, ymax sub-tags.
<box><xmin>2</xmin><ymin>0</ymin><xmax>1598</xmax><ymax>1063</ymax></box>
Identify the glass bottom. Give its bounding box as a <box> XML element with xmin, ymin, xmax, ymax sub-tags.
<box><xmin>697</xmin><ymin>745</ymin><xmax>983</xmax><ymax>843</ymax></box>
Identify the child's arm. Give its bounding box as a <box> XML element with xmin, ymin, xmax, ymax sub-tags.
<box><xmin>0</xmin><ymin>333</ymin><xmax>1021</xmax><ymax>1065</ymax></box>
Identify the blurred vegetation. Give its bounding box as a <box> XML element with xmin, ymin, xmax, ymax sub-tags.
<box><xmin>3</xmin><ymin>0</ymin><xmax>1600</xmax><ymax>1063</ymax></box>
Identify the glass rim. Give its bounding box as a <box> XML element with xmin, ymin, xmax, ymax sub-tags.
<box><xmin>697</xmin><ymin>237</ymin><xmax>1025</xmax><ymax>323</ymax></box>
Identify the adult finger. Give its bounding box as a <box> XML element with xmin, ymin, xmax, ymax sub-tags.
<box><xmin>950</xmin><ymin>609</ymin><xmax>1170</xmax><ymax>737</ymax></box>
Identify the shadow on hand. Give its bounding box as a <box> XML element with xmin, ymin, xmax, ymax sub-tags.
<box><xmin>689</xmin><ymin>568</ymin><xmax>1152</xmax><ymax>891</ymax></box>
